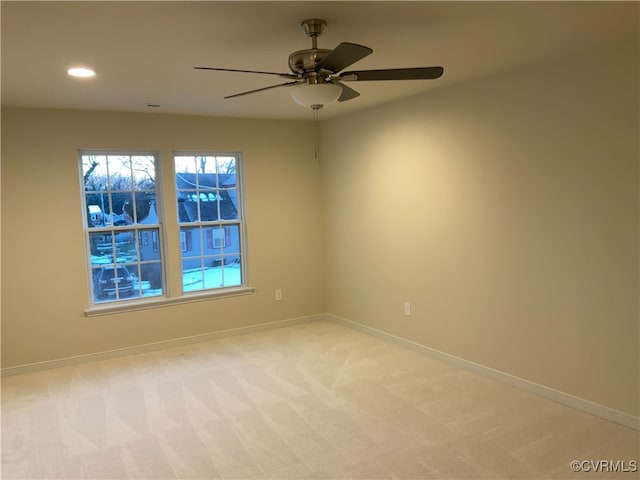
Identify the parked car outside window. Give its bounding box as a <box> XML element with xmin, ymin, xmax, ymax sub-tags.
<box><xmin>93</xmin><ymin>266</ymin><xmax>134</xmax><ymax>299</ymax></box>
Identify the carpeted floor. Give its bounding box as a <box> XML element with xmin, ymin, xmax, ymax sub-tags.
<box><xmin>1</xmin><ymin>320</ymin><xmax>638</xmax><ymax>479</ymax></box>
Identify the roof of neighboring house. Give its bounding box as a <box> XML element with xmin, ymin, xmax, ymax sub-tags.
<box><xmin>176</xmin><ymin>173</ymin><xmax>238</xmax><ymax>223</ymax></box>
<box><xmin>175</xmin><ymin>173</ymin><xmax>236</xmax><ymax>190</ymax></box>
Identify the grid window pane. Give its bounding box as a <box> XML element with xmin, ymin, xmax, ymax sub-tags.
<box><xmin>89</xmin><ymin>232</ymin><xmax>115</xmax><ymax>265</ymax></box>
<box><xmin>107</xmin><ymin>155</ymin><xmax>133</xmax><ymax>191</ymax></box>
<box><xmin>131</xmin><ymin>155</ymin><xmax>156</xmax><ymax>189</ymax></box>
<box><xmin>175</xmin><ymin>152</ymin><xmax>245</xmax><ymax>294</ymax></box>
<box><xmin>138</xmin><ymin>229</ymin><xmax>161</xmax><ymax>261</ymax></box>
<box><xmin>199</xmin><ymin>198</ymin><xmax>219</xmax><ymax>222</ymax></box>
<box><xmin>221</xmin><ymin>256</ymin><xmax>242</xmax><ymax>287</ymax></box>
<box><xmin>137</xmin><ymin>262</ymin><xmax>163</xmax><ymax>298</ymax></box>
<box><xmin>92</xmin><ymin>265</ymin><xmax>135</xmax><ymax>301</ymax></box>
<box><xmin>114</xmin><ymin>229</ymin><xmax>138</xmax><ymax>263</ymax></box>
<box><xmin>220</xmin><ymin>189</ymin><xmax>238</xmax><ymax>220</ymax></box>
<box><xmin>182</xmin><ymin>259</ymin><xmax>204</xmax><ymax>292</ymax></box>
<box><xmin>223</xmin><ymin>225</ymin><xmax>241</xmax><ymax>254</ymax></box>
<box><xmin>81</xmin><ymin>152</ymin><xmax>164</xmax><ymax>304</ymax></box>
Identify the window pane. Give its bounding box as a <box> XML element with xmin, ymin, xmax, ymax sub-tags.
<box><xmin>115</xmin><ymin>230</ymin><xmax>138</xmax><ymax>263</ymax></box>
<box><xmin>111</xmin><ymin>192</ymin><xmax>133</xmax><ymax>225</ymax></box>
<box><xmin>217</xmin><ymin>156</ymin><xmax>236</xmax><ymax>175</ymax></box>
<box><xmin>138</xmin><ymin>262</ymin><xmax>163</xmax><ymax>298</ymax></box>
<box><xmin>107</xmin><ymin>155</ymin><xmax>133</xmax><ymax>191</ymax></box>
<box><xmin>131</xmin><ymin>155</ymin><xmax>156</xmax><ymax>190</ymax></box>
<box><xmin>198</xmin><ymin>176</ymin><xmax>216</xmax><ymax>190</ymax></box>
<box><xmin>83</xmin><ymin>155</ymin><xmax>108</xmax><ymax>192</ymax></box>
<box><xmin>203</xmin><ymin>259</ymin><xmax>224</xmax><ymax>289</ymax></box>
<box><xmin>92</xmin><ymin>265</ymin><xmax>135</xmax><ymax>302</ymax></box>
<box><xmin>86</xmin><ymin>197</ymin><xmax>108</xmax><ymax>228</ymax></box>
<box><xmin>89</xmin><ymin>232</ymin><xmax>114</xmax><ymax>265</ymax></box>
<box><xmin>182</xmin><ymin>259</ymin><xmax>204</xmax><ymax>292</ymax></box>
<box><xmin>218</xmin><ymin>159</ymin><xmax>236</xmax><ymax>196</ymax></box>
<box><xmin>175</xmin><ymin>155</ymin><xmax>196</xmax><ymax>174</ymax></box>
<box><xmin>177</xmin><ymin>191</ymin><xmax>198</xmax><ymax>223</ymax></box>
<box><xmin>138</xmin><ymin>229</ymin><xmax>161</xmax><ymax>261</ymax></box>
<box><xmin>197</xmin><ymin>156</ymin><xmax>217</xmax><ymax>176</ymax></box>
<box><xmin>223</xmin><ymin>224</ymin><xmax>241</xmax><ymax>254</ymax></box>
<box><xmin>199</xmin><ymin>199</ymin><xmax>219</xmax><ymax>221</ymax></box>
<box><xmin>180</xmin><ymin>227</ymin><xmax>200</xmax><ymax>257</ymax></box>
<box><xmin>222</xmin><ymin>256</ymin><xmax>242</xmax><ymax>287</ymax></box>
<box><xmin>128</xmin><ymin>192</ymin><xmax>157</xmax><ymax>225</ymax></box>
<box><xmin>197</xmin><ymin>256</ymin><xmax>243</xmax><ymax>289</ymax></box>
<box><xmin>219</xmin><ymin>189</ymin><xmax>238</xmax><ymax>220</ymax></box>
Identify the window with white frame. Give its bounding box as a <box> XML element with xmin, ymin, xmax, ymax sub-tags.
<box><xmin>174</xmin><ymin>153</ymin><xmax>245</xmax><ymax>293</ymax></box>
<box><xmin>81</xmin><ymin>152</ymin><xmax>164</xmax><ymax>303</ymax></box>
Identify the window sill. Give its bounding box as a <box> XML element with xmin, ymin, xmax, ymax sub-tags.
<box><xmin>84</xmin><ymin>286</ymin><xmax>255</xmax><ymax>317</ymax></box>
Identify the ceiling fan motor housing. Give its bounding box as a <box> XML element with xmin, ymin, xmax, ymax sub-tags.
<box><xmin>288</xmin><ymin>49</ymin><xmax>331</xmax><ymax>75</ymax></box>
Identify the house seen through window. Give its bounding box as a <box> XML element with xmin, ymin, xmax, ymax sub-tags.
<box><xmin>81</xmin><ymin>153</ymin><xmax>163</xmax><ymax>303</ymax></box>
<box><xmin>175</xmin><ymin>153</ymin><xmax>244</xmax><ymax>293</ymax></box>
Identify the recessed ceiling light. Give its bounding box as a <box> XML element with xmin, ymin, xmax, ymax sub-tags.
<box><xmin>67</xmin><ymin>67</ymin><xmax>96</xmax><ymax>78</ymax></box>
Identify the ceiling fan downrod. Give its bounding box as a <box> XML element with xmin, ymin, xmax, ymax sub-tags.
<box><xmin>300</xmin><ymin>19</ymin><xmax>326</xmax><ymax>50</ymax></box>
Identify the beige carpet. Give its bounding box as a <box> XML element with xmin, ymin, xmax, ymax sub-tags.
<box><xmin>1</xmin><ymin>320</ymin><xmax>638</xmax><ymax>479</ymax></box>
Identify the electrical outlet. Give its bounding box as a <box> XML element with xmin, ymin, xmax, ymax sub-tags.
<box><xmin>404</xmin><ymin>302</ymin><xmax>411</xmax><ymax>316</ymax></box>
<box><xmin>275</xmin><ymin>289</ymin><xmax>283</xmax><ymax>301</ymax></box>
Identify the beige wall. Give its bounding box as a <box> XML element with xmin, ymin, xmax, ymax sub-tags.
<box><xmin>2</xmin><ymin>38</ymin><xmax>638</xmax><ymax>418</ymax></box>
<box><xmin>1</xmin><ymin>109</ymin><xmax>325</xmax><ymax>367</ymax></box>
<box><xmin>320</xmin><ymin>40</ymin><xmax>639</xmax><ymax>416</ymax></box>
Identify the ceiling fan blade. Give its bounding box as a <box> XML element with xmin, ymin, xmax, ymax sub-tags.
<box><xmin>224</xmin><ymin>81</ymin><xmax>302</xmax><ymax>99</ymax></box>
<box><xmin>195</xmin><ymin>67</ymin><xmax>299</xmax><ymax>79</ymax></box>
<box><xmin>334</xmin><ymin>82</ymin><xmax>360</xmax><ymax>102</ymax></box>
<box><xmin>341</xmin><ymin>66</ymin><xmax>444</xmax><ymax>81</ymax></box>
<box><xmin>317</xmin><ymin>42</ymin><xmax>373</xmax><ymax>73</ymax></box>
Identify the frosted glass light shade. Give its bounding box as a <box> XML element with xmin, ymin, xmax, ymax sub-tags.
<box><xmin>290</xmin><ymin>83</ymin><xmax>342</xmax><ymax>108</ymax></box>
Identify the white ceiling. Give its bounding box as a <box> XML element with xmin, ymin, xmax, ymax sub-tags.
<box><xmin>1</xmin><ymin>1</ymin><xmax>636</xmax><ymax>121</ymax></box>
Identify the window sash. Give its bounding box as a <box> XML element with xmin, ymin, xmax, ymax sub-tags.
<box><xmin>81</xmin><ymin>151</ymin><xmax>165</xmax><ymax>305</ymax></box>
<box><xmin>174</xmin><ymin>153</ymin><xmax>246</xmax><ymax>294</ymax></box>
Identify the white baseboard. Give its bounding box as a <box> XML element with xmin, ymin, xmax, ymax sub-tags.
<box><xmin>1</xmin><ymin>314</ymin><xmax>324</xmax><ymax>377</ymax></box>
<box><xmin>327</xmin><ymin>314</ymin><xmax>640</xmax><ymax>431</ymax></box>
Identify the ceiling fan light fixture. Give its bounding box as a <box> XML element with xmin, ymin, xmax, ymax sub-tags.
<box><xmin>290</xmin><ymin>83</ymin><xmax>342</xmax><ymax>109</ymax></box>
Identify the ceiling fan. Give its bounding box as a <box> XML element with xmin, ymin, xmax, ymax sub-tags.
<box><xmin>194</xmin><ymin>19</ymin><xmax>444</xmax><ymax>110</ymax></box>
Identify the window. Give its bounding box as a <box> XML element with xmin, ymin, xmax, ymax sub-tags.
<box><xmin>81</xmin><ymin>152</ymin><xmax>164</xmax><ymax>303</ymax></box>
<box><xmin>80</xmin><ymin>150</ymin><xmax>250</xmax><ymax>312</ymax></box>
<box><xmin>175</xmin><ymin>153</ymin><xmax>245</xmax><ymax>293</ymax></box>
